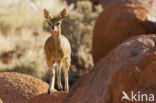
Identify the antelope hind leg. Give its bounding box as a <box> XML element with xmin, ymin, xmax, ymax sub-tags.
<box><xmin>63</xmin><ymin>57</ymin><xmax>71</xmax><ymax>91</ymax></box>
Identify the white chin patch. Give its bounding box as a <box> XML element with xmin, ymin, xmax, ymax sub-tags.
<box><xmin>52</xmin><ymin>27</ymin><xmax>58</xmax><ymax>31</ymax></box>
<box><xmin>52</xmin><ymin>29</ymin><xmax>57</xmax><ymax>31</ymax></box>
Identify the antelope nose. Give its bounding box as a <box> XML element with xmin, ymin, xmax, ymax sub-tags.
<box><xmin>52</xmin><ymin>26</ymin><xmax>55</xmax><ymax>30</ymax></box>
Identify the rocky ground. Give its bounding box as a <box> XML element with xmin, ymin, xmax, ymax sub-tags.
<box><xmin>92</xmin><ymin>0</ymin><xmax>156</xmax><ymax>63</ymax></box>
<box><xmin>0</xmin><ymin>72</ymin><xmax>48</xmax><ymax>103</ymax></box>
<box><xmin>29</xmin><ymin>91</ymin><xmax>67</xmax><ymax>103</ymax></box>
<box><xmin>0</xmin><ymin>0</ymin><xmax>156</xmax><ymax>103</ymax></box>
<box><xmin>64</xmin><ymin>34</ymin><xmax>156</xmax><ymax>103</ymax></box>
<box><xmin>1</xmin><ymin>35</ymin><xmax>156</xmax><ymax>103</ymax></box>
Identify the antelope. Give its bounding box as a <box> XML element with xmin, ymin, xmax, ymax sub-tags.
<box><xmin>43</xmin><ymin>8</ymin><xmax>71</xmax><ymax>94</ymax></box>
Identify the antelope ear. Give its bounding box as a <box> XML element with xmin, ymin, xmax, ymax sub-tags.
<box><xmin>43</xmin><ymin>9</ymin><xmax>53</xmax><ymax>22</ymax></box>
<box><xmin>59</xmin><ymin>8</ymin><xmax>67</xmax><ymax>20</ymax></box>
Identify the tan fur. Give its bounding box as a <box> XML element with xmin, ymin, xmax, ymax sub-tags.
<box><xmin>43</xmin><ymin>8</ymin><xmax>71</xmax><ymax>93</ymax></box>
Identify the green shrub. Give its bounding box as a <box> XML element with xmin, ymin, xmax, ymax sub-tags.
<box><xmin>61</xmin><ymin>1</ymin><xmax>102</xmax><ymax>70</ymax></box>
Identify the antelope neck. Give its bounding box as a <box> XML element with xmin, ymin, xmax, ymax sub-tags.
<box><xmin>51</xmin><ymin>30</ymin><xmax>61</xmax><ymax>44</ymax></box>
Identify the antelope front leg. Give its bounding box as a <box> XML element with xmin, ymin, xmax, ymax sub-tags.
<box><xmin>63</xmin><ymin>57</ymin><xmax>70</xmax><ymax>91</ymax></box>
<box><xmin>48</xmin><ymin>64</ymin><xmax>55</xmax><ymax>94</ymax></box>
<box><xmin>57</xmin><ymin>62</ymin><xmax>63</xmax><ymax>91</ymax></box>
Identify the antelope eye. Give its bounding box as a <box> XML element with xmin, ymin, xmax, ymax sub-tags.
<box><xmin>48</xmin><ymin>23</ymin><xmax>51</xmax><ymax>25</ymax></box>
<box><xmin>56</xmin><ymin>23</ymin><xmax>60</xmax><ymax>26</ymax></box>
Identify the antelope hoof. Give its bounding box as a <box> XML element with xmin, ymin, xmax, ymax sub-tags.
<box><xmin>58</xmin><ymin>87</ymin><xmax>63</xmax><ymax>91</ymax></box>
<box><xmin>48</xmin><ymin>89</ymin><xmax>51</xmax><ymax>94</ymax></box>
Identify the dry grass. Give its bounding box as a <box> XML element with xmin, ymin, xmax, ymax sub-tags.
<box><xmin>0</xmin><ymin>0</ymin><xmax>66</xmax><ymax>34</ymax></box>
<box><xmin>0</xmin><ymin>0</ymin><xmax>67</xmax><ymax>79</ymax></box>
<box><xmin>0</xmin><ymin>29</ymin><xmax>49</xmax><ymax>78</ymax></box>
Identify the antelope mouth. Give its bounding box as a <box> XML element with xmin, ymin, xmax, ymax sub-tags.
<box><xmin>51</xmin><ymin>30</ymin><xmax>59</xmax><ymax>35</ymax></box>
